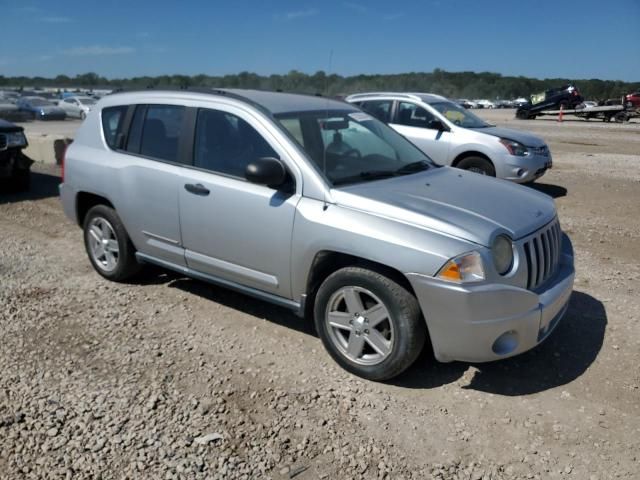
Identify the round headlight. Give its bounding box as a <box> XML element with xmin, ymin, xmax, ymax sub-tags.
<box><xmin>492</xmin><ymin>235</ymin><xmax>514</xmax><ymax>275</ymax></box>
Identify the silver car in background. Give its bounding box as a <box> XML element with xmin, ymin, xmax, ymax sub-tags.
<box><xmin>347</xmin><ymin>92</ymin><xmax>553</xmax><ymax>183</ymax></box>
<box><xmin>58</xmin><ymin>95</ymin><xmax>98</xmax><ymax>120</ymax></box>
<box><xmin>60</xmin><ymin>89</ymin><xmax>574</xmax><ymax>380</ymax></box>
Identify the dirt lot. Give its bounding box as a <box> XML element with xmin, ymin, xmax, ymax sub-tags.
<box><xmin>1</xmin><ymin>110</ymin><xmax>639</xmax><ymax>479</ymax></box>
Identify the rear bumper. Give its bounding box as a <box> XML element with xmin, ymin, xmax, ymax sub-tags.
<box><xmin>407</xmin><ymin>236</ymin><xmax>574</xmax><ymax>363</ymax></box>
<box><xmin>59</xmin><ymin>182</ymin><xmax>78</xmax><ymax>224</ymax></box>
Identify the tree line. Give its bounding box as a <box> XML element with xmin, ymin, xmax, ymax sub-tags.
<box><xmin>1</xmin><ymin>69</ymin><xmax>637</xmax><ymax>101</ymax></box>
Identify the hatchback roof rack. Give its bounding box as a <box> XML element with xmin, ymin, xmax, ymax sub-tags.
<box><xmin>108</xmin><ymin>86</ymin><xmax>272</xmax><ymax>115</ymax></box>
<box><xmin>346</xmin><ymin>92</ymin><xmax>423</xmax><ymax>101</ymax></box>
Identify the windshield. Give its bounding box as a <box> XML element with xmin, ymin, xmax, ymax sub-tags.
<box><xmin>429</xmin><ymin>101</ymin><xmax>490</xmax><ymax>128</ymax></box>
<box><xmin>275</xmin><ymin>109</ymin><xmax>435</xmax><ymax>186</ymax></box>
<box><xmin>28</xmin><ymin>98</ymin><xmax>53</xmax><ymax>107</ymax></box>
<box><xmin>78</xmin><ymin>98</ymin><xmax>97</xmax><ymax>105</ymax></box>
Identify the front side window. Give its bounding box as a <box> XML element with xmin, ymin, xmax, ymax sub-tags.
<box><xmin>138</xmin><ymin>105</ymin><xmax>185</xmax><ymax>162</ymax></box>
<box><xmin>395</xmin><ymin>102</ymin><xmax>437</xmax><ymax>129</ymax></box>
<box><xmin>101</xmin><ymin>105</ymin><xmax>128</xmax><ymax>149</ymax></box>
<box><xmin>193</xmin><ymin>109</ymin><xmax>277</xmax><ymax>178</ymax></box>
<box><xmin>360</xmin><ymin>100</ymin><xmax>393</xmax><ymax>123</ymax></box>
<box><xmin>429</xmin><ymin>101</ymin><xmax>490</xmax><ymax>128</ymax></box>
<box><xmin>276</xmin><ymin>109</ymin><xmax>434</xmax><ymax>186</ymax></box>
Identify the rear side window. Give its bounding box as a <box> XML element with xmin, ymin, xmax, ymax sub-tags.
<box><xmin>101</xmin><ymin>106</ymin><xmax>128</xmax><ymax>149</ymax></box>
<box><xmin>360</xmin><ymin>100</ymin><xmax>392</xmax><ymax>123</ymax></box>
<box><xmin>139</xmin><ymin>105</ymin><xmax>185</xmax><ymax>162</ymax></box>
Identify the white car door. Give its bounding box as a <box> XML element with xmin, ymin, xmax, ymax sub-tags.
<box><xmin>389</xmin><ymin>101</ymin><xmax>452</xmax><ymax>165</ymax></box>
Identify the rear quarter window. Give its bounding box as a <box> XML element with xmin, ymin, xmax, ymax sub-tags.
<box><xmin>101</xmin><ymin>106</ymin><xmax>128</xmax><ymax>149</ymax></box>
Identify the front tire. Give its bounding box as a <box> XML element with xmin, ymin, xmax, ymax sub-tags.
<box><xmin>456</xmin><ymin>156</ymin><xmax>496</xmax><ymax>177</ymax></box>
<box><xmin>83</xmin><ymin>205</ymin><xmax>141</xmax><ymax>281</ymax></box>
<box><xmin>314</xmin><ymin>267</ymin><xmax>426</xmax><ymax>381</ymax></box>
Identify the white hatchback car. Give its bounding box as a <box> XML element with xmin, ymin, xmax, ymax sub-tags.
<box><xmin>58</xmin><ymin>96</ymin><xmax>98</xmax><ymax>120</ymax></box>
<box><xmin>346</xmin><ymin>92</ymin><xmax>552</xmax><ymax>183</ymax></box>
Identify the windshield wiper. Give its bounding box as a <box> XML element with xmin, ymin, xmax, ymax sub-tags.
<box><xmin>333</xmin><ymin>170</ymin><xmax>397</xmax><ymax>185</ymax></box>
<box><xmin>395</xmin><ymin>160</ymin><xmax>432</xmax><ymax>174</ymax></box>
<box><xmin>333</xmin><ymin>162</ymin><xmax>432</xmax><ymax>186</ymax></box>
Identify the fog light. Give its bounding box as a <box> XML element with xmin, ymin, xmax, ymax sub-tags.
<box><xmin>492</xmin><ymin>330</ymin><xmax>519</xmax><ymax>355</ymax></box>
<box><xmin>516</xmin><ymin>168</ymin><xmax>526</xmax><ymax>177</ymax></box>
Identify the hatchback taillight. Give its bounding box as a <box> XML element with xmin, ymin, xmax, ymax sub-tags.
<box><xmin>61</xmin><ymin>144</ymin><xmax>67</xmax><ymax>182</ymax></box>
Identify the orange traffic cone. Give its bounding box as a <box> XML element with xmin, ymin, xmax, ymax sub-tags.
<box><xmin>557</xmin><ymin>105</ymin><xmax>564</xmax><ymax>123</ymax></box>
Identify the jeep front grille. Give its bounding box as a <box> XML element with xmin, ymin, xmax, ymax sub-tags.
<box><xmin>0</xmin><ymin>134</ymin><xmax>7</xmax><ymax>151</ymax></box>
<box><xmin>523</xmin><ymin>220</ymin><xmax>562</xmax><ymax>290</ymax></box>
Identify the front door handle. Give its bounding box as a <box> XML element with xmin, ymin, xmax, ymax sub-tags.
<box><xmin>184</xmin><ymin>183</ymin><xmax>210</xmax><ymax>196</ymax></box>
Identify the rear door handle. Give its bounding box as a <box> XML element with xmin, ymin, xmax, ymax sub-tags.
<box><xmin>184</xmin><ymin>183</ymin><xmax>210</xmax><ymax>196</ymax></box>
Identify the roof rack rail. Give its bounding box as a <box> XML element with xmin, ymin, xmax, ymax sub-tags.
<box><xmin>107</xmin><ymin>86</ymin><xmax>272</xmax><ymax>116</ymax></box>
<box><xmin>345</xmin><ymin>92</ymin><xmax>423</xmax><ymax>101</ymax></box>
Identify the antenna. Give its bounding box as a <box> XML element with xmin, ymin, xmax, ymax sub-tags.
<box><xmin>322</xmin><ymin>50</ymin><xmax>333</xmax><ymax>211</ymax></box>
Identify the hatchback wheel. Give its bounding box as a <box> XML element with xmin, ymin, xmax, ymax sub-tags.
<box><xmin>314</xmin><ymin>267</ymin><xmax>426</xmax><ymax>381</ymax></box>
<box><xmin>457</xmin><ymin>156</ymin><xmax>496</xmax><ymax>177</ymax></box>
<box><xmin>83</xmin><ymin>205</ymin><xmax>141</xmax><ymax>281</ymax></box>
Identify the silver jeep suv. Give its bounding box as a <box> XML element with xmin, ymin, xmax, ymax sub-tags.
<box><xmin>60</xmin><ymin>89</ymin><xmax>575</xmax><ymax>380</ymax></box>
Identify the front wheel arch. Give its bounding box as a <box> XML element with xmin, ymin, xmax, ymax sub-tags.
<box><xmin>304</xmin><ymin>251</ymin><xmax>419</xmax><ymax>318</ymax></box>
<box><xmin>452</xmin><ymin>151</ymin><xmax>494</xmax><ymax>169</ymax></box>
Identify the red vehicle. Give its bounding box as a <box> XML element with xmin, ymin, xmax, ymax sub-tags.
<box><xmin>625</xmin><ymin>92</ymin><xmax>640</xmax><ymax>108</ymax></box>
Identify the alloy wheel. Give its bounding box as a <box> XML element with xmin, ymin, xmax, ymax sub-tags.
<box><xmin>87</xmin><ymin>217</ymin><xmax>120</xmax><ymax>272</ymax></box>
<box><xmin>325</xmin><ymin>286</ymin><xmax>394</xmax><ymax>366</ymax></box>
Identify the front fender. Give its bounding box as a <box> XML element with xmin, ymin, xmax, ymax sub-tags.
<box><xmin>290</xmin><ymin>197</ymin><xmax>477</xmax><ymax>300</ymax></box>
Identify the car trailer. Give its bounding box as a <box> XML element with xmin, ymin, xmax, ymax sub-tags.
<box><xmin>518</xmin><ymin>103</ymin><xmax>639</xmax><ymax>123</ymax></box>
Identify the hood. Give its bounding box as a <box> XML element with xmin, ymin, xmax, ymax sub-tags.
<box><xmin>477</xmin><ymin>126</ymin><xmax>546</xmax><ymax>147</ymax></box>
<box><xmin>331</xmin><ymin>167</ymin><xmax>556</xmax><ymax>247</ymax></box>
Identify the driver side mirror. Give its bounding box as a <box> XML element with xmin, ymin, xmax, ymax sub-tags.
<box><xmin>245</xmin><ymin>157</ymin><xmax>287</xmax><ymax>188</ymax></box>
<box><xmin>427</xmin><ymin>119</ymin><xmax>448</xmax><ymax>131</ymax></box>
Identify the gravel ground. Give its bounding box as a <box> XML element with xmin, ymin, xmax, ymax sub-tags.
<box><xmin>1</xmin><ymin>110</ymin><xmax>639</xmax><ymax>479</ymax></box>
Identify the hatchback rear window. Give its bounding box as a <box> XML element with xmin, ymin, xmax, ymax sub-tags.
<box><xmin>101</xmin><ymin>106</ymin><xmax>128</xmax><ymax>149</ymax></box>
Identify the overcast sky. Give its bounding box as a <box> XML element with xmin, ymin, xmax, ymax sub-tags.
<box><xmin>1</xmin><ymin>0</ymin><xmax>639</xmax><ymax>81</ymax></box>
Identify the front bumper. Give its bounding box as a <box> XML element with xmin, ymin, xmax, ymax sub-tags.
<box><xmin>498</xmin><ymin>152</ymin><xmax>552</xmax><ymax>183</ymax></box>
<box><xmin>407</xmin><ymin>236</ymin><xmax>574</xmax><ymax>363</ymax></box>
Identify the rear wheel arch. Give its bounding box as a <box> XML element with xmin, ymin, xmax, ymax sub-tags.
<box><xmin>76</xmin><ymin>191</ymin><xmax>115</xmax><ymax>227</ymax></box>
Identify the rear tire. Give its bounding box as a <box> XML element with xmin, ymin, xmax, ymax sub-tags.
<box><xmin>313</xmin><ymin>267</ymin><xmax>426</xmax><ymax>381</ymax></box>
<box><xmin>83</xmin><ymin>205</ymin><xmax>141</xmax><ymax>282</ymax></box>
<box><xmin>456</xmin><ymin>156</ymin><xmax>496</xmax><ymax>177</ymax></box>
